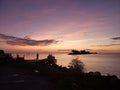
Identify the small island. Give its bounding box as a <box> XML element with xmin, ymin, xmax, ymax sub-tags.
<box><xmin>68</xmin><ymin>49</ymin><xmax>97</xmax><ymax>55</ymax></box>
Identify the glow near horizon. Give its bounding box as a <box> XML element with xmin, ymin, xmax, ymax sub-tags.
<box><xmin>0</xmin><ymin>0</ymin><xmax>120</xmax><ymax>53</ymax></box>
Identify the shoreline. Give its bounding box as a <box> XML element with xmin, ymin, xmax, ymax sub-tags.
<box><xmin>0</xmin><ymin>62</ymin><xmax>120</xmax><ymax>90</ymax></box>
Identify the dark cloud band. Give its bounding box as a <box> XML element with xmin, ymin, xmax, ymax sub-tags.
<box><xmin>0</xmin><ymin>33</ymin><xmax>59</xmax><ymax>46</ymax></box>
<box><xmin>111</xmin><ymin>37</ymin><xmax>120</xmax><ymax>40</ymax></box>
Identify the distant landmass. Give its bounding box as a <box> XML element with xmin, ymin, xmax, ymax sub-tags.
<box><xmin>68</xmin><ymin>50</ymin><xmax>97</xmax><ymax>55</ymax></box>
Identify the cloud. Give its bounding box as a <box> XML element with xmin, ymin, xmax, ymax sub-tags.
<box><xmin>92</xmin><ymin>44</ymin><xmax>120</xmax><ymax>47</ymax></box>
<box><xmin>0</xmin><ymin>33</ymin><xmax>59</xmax><ymax>46</ymax></box>
<box><xmin>111</xmin><ymin>37</ymin><xmax>120</xmax><ymax>40</ymax></box>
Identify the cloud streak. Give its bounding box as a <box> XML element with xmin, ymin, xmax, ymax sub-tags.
<box><xmin>92</xmin><ymin>44</ymin><xmax>120</xmax><ymax>47</ymax></box>
<box><xmin>111</xmin><ymin>37</ymin><xmax>120</xmax><ymax>40</ymax></box>
<box><xmin>0</xmin><ymin>33</ymin><xmax>59</xmax><ymax>46</ymax></box>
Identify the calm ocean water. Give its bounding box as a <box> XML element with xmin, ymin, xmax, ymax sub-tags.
<box><xmin>13</xmin><ymin>53</ymin><xmax>120</xmax><ymax>78</ymax></box>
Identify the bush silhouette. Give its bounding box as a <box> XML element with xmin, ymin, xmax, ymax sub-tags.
<box><xmin>68</xmin><ymin>57</ymin><xmax>85</xmax><ymax>73</ymax></box>
<box><xmin>45</xmin><ymin>54</ymin><xmax>57</xmax><ymax>66</ymax></box>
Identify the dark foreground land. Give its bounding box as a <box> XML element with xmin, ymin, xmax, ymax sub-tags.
<box><xmin>0</xmin><ymin>61</ymin><xmax>120</xmax><ymax>90</ymax></box>
<box><xmin>0</xmin><ymin>63</ymin><xmax>55</xmax><ymax>90</ymax></box>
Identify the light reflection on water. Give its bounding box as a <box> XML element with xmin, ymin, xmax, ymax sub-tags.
<box><xmin>12</xmin><ymin>53</ymin><xmax>120</xmax><ymax>78</ymax></box>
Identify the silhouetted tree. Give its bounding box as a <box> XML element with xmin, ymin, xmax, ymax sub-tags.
<box><xmin>68</xmin><ymin>57</ymin><xmax>85</xmax><ymax>73</ymax></box>
<box><xmin>45</xmin><ymin>54</ymin><xmax>57</xmax><ymax>66</ymax></box>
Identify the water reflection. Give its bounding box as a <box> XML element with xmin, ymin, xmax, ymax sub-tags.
<box><xmin>12</xmin><ymin>53</ymin><xmax>120</xmax><ymax>78</ymax></box>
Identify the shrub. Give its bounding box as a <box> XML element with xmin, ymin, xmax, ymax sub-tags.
<box><xmin>68</xmin><ymin>57</ymin><xmax>85</xmax><ymax>73</ymax></box>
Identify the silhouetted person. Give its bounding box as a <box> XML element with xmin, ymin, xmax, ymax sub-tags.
<box><xmin>36</xmin><ymin>53</ymin><xmax>39</xmax><ymax>60</ymax></box>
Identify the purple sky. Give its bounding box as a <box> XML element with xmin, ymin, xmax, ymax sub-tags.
<box><xmin>0</xmin><ymin>0</ymin><xmax>120</xmax><ymax>53</ymax></box>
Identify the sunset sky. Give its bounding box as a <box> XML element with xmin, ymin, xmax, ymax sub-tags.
<box><xmin>0</xmin><ymin>0</ymin><xmax>120</xmax><ymax>54</ymax></box>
